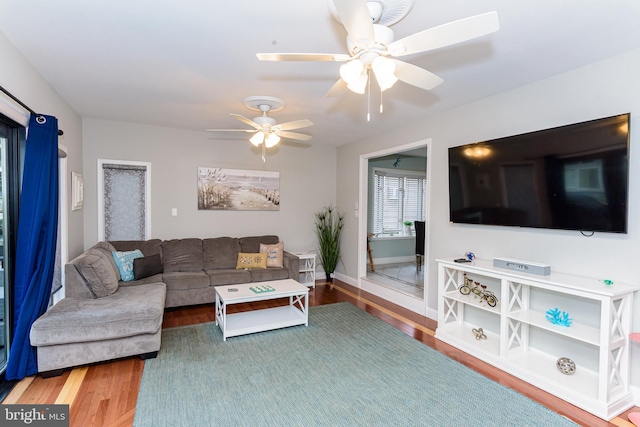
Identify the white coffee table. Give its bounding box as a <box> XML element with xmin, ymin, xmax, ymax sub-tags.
<box><xmin>215</xmin><ymin>279</ymin><xmax>309</xmax><ymax>341</ymax></box>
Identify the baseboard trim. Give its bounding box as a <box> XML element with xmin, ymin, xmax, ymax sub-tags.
<box><xmin>334</xmin><ymin>272</ymin><xmax>357</xmax><ymax>286</ymax></box>
<box><xmin>632</xmin><ymin>384</ymin><xmax>640</xmax><ymax>407</ymax></box>
<box><xmin>372</xmin><ymin>256</ymin><xmax>416</xmax><ymax>265</ymax></box>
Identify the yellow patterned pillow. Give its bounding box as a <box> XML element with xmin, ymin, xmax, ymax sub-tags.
<box><xmin>236</xmin><ymin>252</ymin><xmax>267</xmax><ymax>269</ymax></box>
<box><xmin>260</xmin><ymin>241</ymin><xmax>284</xmax><ymax>268</ymax></box>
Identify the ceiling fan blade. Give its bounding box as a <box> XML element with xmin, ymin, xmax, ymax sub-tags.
<box><xmin>205</xmin><ymin>129</ymin><xmax>256</xmax><ymax>132</ymax></box>
<box><xmin>332</xmin><ymin>0</ymin><xmax>375</xmax><ymax>46</ymax></box>
<box><xmin>257</xmin><ymin>53</ymin><xmax>350</xmax><ymax>62</ymax></box>
<box><xmin>278</xmin><ymin>131</ymin><xmax>312</xmax><ymax>141</ymax></box>
<box><xmin>325</xmin><ymin>79</ymin><xmax>348</xmax><ymax>98</ymax></box>
<box><xmin>274</xmin><ymin>119</ymin><xmax>313</xmax><ymax>131</ymax></box>
<box><xmin>230</xmin><ymin>113</ymin><xmax>261</xmax><ymax>129</ymax></box>
<box><xmin>388</xmin><ymin>11</ymin><xmax>499</xmax><ymax>57</ymax></box>
<box><xmin>393</xmin><ymin>60</ymin><xmax>443</xmax><ymax>91</ymax></box>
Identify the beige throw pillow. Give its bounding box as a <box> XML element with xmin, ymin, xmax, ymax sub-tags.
<box><xmin>236</xmin><ymin>253</ymin><xmax>268</xmax><ymax>269</ymax></box>
<box><xmin>260</xmin><ymin>241</ymin><xmax>284</xmax><ymax>268</ymax></box>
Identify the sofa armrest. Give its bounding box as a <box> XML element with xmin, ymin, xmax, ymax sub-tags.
<box><xmin>283</xmin><ymin>251</ymin><xmax>300</xmax><ymax>281</ymax></box>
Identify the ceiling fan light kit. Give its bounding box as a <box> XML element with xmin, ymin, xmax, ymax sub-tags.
<box><xmin>371</xmin><ymin>56</ymin><xmax>398</xmax><ymax>91</ymax></box>
<box><xmin>249</xmin><ymin>132</ymin><xmax>265</xmax><ymax>146</ymax></box>
<box><xmin>264</xmin><ymin>133</ymin><xmax>281</xmax><ymax>148</ymax></box>
<box><xmin>339</xmin><ymin>59</ymin><xmax>364</xmax><ymax>84</ymax></box>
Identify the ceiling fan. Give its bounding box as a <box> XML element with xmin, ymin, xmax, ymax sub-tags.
<box><xmin>257</xmin><ymin>0</ymin><xmax>499</xmax><ymax>98</ymax></box>
<box><xmin>206</xmin><ymin>96</ymin><xmax>313</xmax><ymax>162</ymax></box>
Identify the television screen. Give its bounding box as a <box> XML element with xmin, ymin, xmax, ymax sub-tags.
<box><xmin>448</xmin><ymin>113</ymin><xmax>630</xmax><ymax>233</ymax></box>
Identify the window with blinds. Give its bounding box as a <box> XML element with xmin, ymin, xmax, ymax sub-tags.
<box><xmin>373</xmin><ymin>168</ymin><xmax>426</xmax><ymax>234</ymax></box>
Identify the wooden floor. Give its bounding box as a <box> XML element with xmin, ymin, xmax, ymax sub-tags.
<box><xmin>2</xmin><ymin>280</ymin><xmax>639</xmax><ymax>427</ymax></box>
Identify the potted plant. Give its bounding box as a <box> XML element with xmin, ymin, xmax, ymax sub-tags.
<box><xmin>314</xmin><ymin>206</ymin><xmax>345</xmax><ymax>283</ymax></box>
<box><xmin>403</xmin><ymin>220</ymin><xmax>413</xmax><ymax>234</ymax></box>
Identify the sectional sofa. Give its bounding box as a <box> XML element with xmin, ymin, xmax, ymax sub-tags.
<box><xmin>29</xmin><ymin>235</ymin><xmax>300</xmax><ymax>376</ymax></box>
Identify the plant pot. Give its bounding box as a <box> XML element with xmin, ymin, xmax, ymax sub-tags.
<box><xmin>325</xmin><ymin>272</ymin><xmax>334</xmax><ymax>283</ymax></box>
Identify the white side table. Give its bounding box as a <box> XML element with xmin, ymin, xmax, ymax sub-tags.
<box><xmin>294</xmin><ymin>252</ymin><xmax>316</xmax><ymax>288</ymax></box>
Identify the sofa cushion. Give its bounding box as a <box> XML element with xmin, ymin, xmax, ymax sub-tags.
<box><xmin>92</xmin><ymin>241</ymin><xmax>121</xmax><ymax>281</ymax></box>
<box><xmin>134</xmin><ymin>254</ymin><xmax>163</xmax><ymax>280</ymax></box>
<box><xmin>162</xmin><ymin>271</ymin><xmax>210</xmax><ymax>290</ymax></box>
<box><xmin>120</xmin><ymin>273</ymin><xmax>164</xmax><ymax>287</ymax></box>
<box><xmin>112</xmin><ymin>250</ymin><xmax>144</xmax><ymax>282</ymax></box>
<box><xmin>236</xmin><ymin>253</ymin><xmax>267</xmax><ymax>269</ymax></box>
<box><xmin>74</xmin><ymin>249</ymin><xmax>120</xmax><ymax>298</ymax></box>
<box><xmin>239</xmin><ymin>235</ymin><xmax>279</xmax><ymax>253</ymax></box>
<box><xmin>203</xmin><ymin>237</ymin><xmax>241</xmax><ymax>270</ymax></box>
<box><xmin>110</xmin><ymin>239</ymin><xmax>163</xmax><ymax>257</ymax></box>
<box><xmin>30</xmin><ymin>283</ymin><xmax>166</xmax><ymax>346</ymax></box>
<box><xmin>260</xmin><ymin>241</ymin><xmax>284</xmax><ymax>268</ymax></box>
<box><xmin>206</xmin><ymin>269</ymin><xmax>251</xmax><ymax>286</ymax></box>
<box><xmin>249</xmin><ymin>268</ymin><xmax>290</xmax><ymax>282</ymax></box>
<box><xmin>162</xmin><ymin>238</ymin><xmax>203</xmax><ymax>272</ymax></box>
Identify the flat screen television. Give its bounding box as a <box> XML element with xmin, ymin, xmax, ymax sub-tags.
<box><xmin>448</xmin><ymin>113</ymin><xmax>630</xmax><ymax>233</ymax></box>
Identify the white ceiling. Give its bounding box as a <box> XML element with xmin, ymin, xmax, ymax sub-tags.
<box><xmin>1</xmin><ymin>0</ymin><xmax>639</xmax><ymax>147</ymax></box>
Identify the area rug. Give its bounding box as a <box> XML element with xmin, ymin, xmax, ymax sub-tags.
<box><xmin>134</xmin><ymin>303</ymin><xmax>577</xmax><ymax>427</ymax></box>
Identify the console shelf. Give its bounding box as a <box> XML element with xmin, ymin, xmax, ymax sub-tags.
<box><xmin>436</xmin><ymin>258</ymin><xmax>639</xmax><ymax>420</ymax></box>
<box><xmin>443</xmin><ymin>290</ymin><xmax>501</xmax><ymax>314</ymax></box>
<box><xmin>507</xmin><ymin>309</ymin><xmax>600</xmax><ymax>346</ymax></box>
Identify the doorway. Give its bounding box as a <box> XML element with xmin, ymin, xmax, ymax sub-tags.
<box><xmin>358</xmin><ymin>139</ymin><xmax>431</xmax><ymax>314</ymax></box>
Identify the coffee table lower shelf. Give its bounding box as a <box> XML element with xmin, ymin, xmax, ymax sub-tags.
<box><xmin>221</xmin><ymin>306</ymin><xmax>307</xmax><ymax>340</ymax></box>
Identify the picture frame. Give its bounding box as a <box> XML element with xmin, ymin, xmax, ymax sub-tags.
<box><xmin>71</xmin><ymin>171</ymin><xmax>84</xmax><ymax>211</ymax></box>
<box><xmin>197</xmin><ymin>167</ymin><xmax>280</xmax><ymax>211</ymax></box>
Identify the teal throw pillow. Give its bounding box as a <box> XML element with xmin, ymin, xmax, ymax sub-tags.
<box><xmin>112</xmin><ymin>249</ymin><xmax>144</xmax><ymax>282</ymax></box>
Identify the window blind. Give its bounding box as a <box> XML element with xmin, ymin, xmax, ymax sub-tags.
<box><xmin>373</xmin><ymin>168</ymin><xmax>426</xmax><ymax>234</ymax></box>
<box><xmin>103</xmin><ymin>163</ymin><xmax>147</xmax><ymax>241</ymax></box>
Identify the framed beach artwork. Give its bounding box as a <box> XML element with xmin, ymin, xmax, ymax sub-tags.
<box><xmin>197</xmin><ymin>167</ymin><xmax>280</xmax><ymax>211</ymax></box>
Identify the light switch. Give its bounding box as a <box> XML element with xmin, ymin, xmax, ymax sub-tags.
<box><xmin>171</xmin><ymin>208</ymin><xmax>178</xmax><ymax>216</ymax></box>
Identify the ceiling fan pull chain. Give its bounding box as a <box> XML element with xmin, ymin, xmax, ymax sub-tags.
<box><xmin>380</xmin><ymin>88</ymin><xmax>384</xmax><ymax>114</ymax></box>
<box><xmin>261</xmin><ymin>143</ymin><xmax>266</xmax><ymax>163</ymax></box>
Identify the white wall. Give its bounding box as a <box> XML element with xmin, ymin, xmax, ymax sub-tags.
<box><xmin>0</xmin><ymin>31</ymin><xmax>84</xmax><ymax>259</ymax></box>
<box><xmin>337</xmin><ymin>48</ymin><xmax>640</xmax><ymax>385</ymax></box>
<box><xmin>82</xmin><ymin>118</ymin><xmax>337</xmax><ymax>254</ymax></box>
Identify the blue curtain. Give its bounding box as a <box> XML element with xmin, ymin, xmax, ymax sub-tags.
<box><xmin>6</xmin><ymin>114</ymin><xmax>59</xmax><ymax>380</ymax></box>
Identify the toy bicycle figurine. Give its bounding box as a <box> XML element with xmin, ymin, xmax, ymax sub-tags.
<box><xmin>459</xmin><ymin>273</ymin><xmax>498</xmax><ymax>307</ymax></box>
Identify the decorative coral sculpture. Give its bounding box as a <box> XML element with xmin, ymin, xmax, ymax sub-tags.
<box><xmin>545</xmin><ymin>308</ymin><xmax>572</xmax><ymax>327</ymax></box>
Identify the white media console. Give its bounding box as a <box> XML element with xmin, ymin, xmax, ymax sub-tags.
<box><xmin>436</xmin><ymin>257</ymin><xmax>639</xmax><ymax>420</ymax></box>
